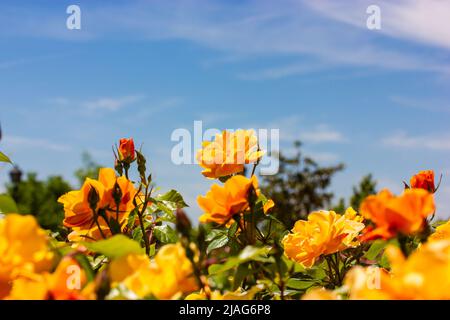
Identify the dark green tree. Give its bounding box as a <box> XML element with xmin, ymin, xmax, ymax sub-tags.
<box><xmin>6</xmin><ymin>173</ymin><xmax>71</xmax><ymax>231</ymax></box>
<box><xmin>349</xmin><ymin>174</ymin><xmax>377</xmax><ymax>209</ymax></box>
<box><xmin>74</xmin><ymin>152</ymin><xmax>102</xmax><ymax>186</ymax></box>
<box><xmin>333</xmin><ymin>174</ymin><xmax>377</xmax><ymax>213</ymax></box>
<box><xmin>260</xmin><ymin>142</ymin><xmax>344</xmax><ymax>228</ymax></box>
<box><xmin>4</xmin><ymin>152</ymin><xmax>103</xmax><ymax>232</ymax></box>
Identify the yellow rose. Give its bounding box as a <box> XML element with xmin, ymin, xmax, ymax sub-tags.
<box><xmin>58</xmin><ymin>168</ymin><xmax>137</xmax><ymax>241</ymax></box>
<box><xmin>345</xmin><ymin>240</ymin><xmax>450</xmax><ymax>299</ymax></box>
<box><xmin>110</xmin><ymin>243</ymin><xmax>198</xmax><ymax>299</ymax></box>
<box><xmin>282</xmin><ymin>208</ymin><xmax>364</xmax><ymax>268</ymax></box>
<box><xmin>185</xmin><ymin>286</ymin><xmax>262</xmax><ymax>300</ymax></box>
<box><xmin>0</xmin><ymin>214</ymin><xmax>54</xmax><ymax>299</ymax></box>
<box><xmin>301</xmin><ymin>287</ymin><xmax>340</xmax><ymax>300</ymax></box>
<box><xmin>6</xmin><ymin>257</ymin><xmax>92</xmax><ymax>300</ymax></box>
<box><xmin>198</xmin><ymin>175</ymin><xmax>274</xmax><ymax>226</ymax></box>
<box><xmin>197</xmin><ymin>129</ymin><xmax>264</xmax><ymax>179</ymax></box>
<box><xmin>428</xmin><ymin>220</ymin><xmax>450</xmax><ymax>242</ymax></box>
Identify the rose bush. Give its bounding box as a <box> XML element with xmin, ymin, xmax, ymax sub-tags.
<box><xmin>0</xmin><ymin>133</ymin><xmax>448</xmax><ymax>300</ymax></box>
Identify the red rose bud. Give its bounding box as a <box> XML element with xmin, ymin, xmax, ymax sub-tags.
<box><xmin>410</xmin><ymin>170</ymin><xmax>436</xmax><ymax>193</ymax></box>
<box><xmin>118</xmin><ymin>138</ymin><xmax>136</xmax><ymax>162</ymax></box>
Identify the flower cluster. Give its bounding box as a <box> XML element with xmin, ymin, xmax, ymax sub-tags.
<box><xmin>58</xmin><ymin>168</ymin><xmax>138</xmax><ymax>241</ymax></box>
<box><xmin>282</xmin><ymin>208</ymin><xmax>364</xmax><ymax>268</ymax></box>
<box><xmin>1</xmin><ymin>133</ymin><xmax>448</xmax><ymax>301</ymax></box>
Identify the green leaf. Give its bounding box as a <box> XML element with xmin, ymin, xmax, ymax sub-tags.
<box><xmin>83</xmin><ymin>235</ymin><xmax>143</xmax><ymax>259</ymax></box>
<box><xmin>208</xmin><ymin>246</ymin><xmax>273</xmax><ymax>275</ymax></box>
<box><xmin>286</xmin><ymin>278</ymin><xmax>316</xmax><ymax>290</ymax></box>
<box><xmin>156</xmin><ymin>190</ymin><xmax>188</xmax><ymax>209</ymax></box>
<box><xmin>207</xmin><ymin>234</ymin><xmax>229</xmax><ymax>254</ymax></box>
<box><xmin>153</xmin><ymin>225</ymin><xmax>178</xmax><ymax>244</ymax></box>
<box><xmin>205</xmin><ymin>229</ymin><xmax>227</xmax><ymax>242</ymax></box>
<box><xmin>228</xmin><ymin>222</ymin><xmax>239</xmax><ymax>238</ymax></box>
<box><xmin>0</xmin><ymin>151</ymin><xmax>11</xmax><ymax>164</ymax></box>
<box><xmin>149</xmin><ymin>243</ymin><xmax>156</xmax><ymax>257</ymax></box>
<box><xmin>364</xmin><ymin>240</ymin><xmax>386</xmax><ymax>261</ymax></box>
<box><xmin>0</xmin><ymin>194</ymin><xmax>18</xmax><ymax>214</ymax></box>
<box><xmin>155</xmin><ymin>208</ymin><xmax>176</xmax><ymax>223</ymax></box>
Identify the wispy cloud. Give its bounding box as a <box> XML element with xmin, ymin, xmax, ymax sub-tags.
<box><xmin>82</xmin><ymin>95</ymin><xmax>145</xmax><ymax>112</ymax></box>
<box><xmin>4</xmin><ymin>135</ymin><xmax>71</xmax><ymax>152</ymax></box>
<box><xmin>266</xmin><ymin>117</ymin><xmax>346</xmax><ymax>144</ymax></box>
<box><xmin>382</xmin><ymin>131</ymin><xmax>450</xmax><ymax>151</ymax></box>
<box><xmin>390</xmin><ymin>95</ymin><xmax>450</xmax><ymax>113</ymax></box>
<box><xmin>2</xmin><ymin>0</ymin><xmax>450</xmax><ymax>79</ymax></box>
<box><xmin>306</xmin><ymin>0</ymin><xmax>450</xmax><ymax>50</ymax></box>
<box><xmin>299</xmin><ymin>124</ymin><xmax>346</xmax><ymax>144</ymax></box>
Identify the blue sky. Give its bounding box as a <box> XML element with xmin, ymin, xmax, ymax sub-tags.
<box><xmin>1</xmin><ymin>0</ymin><xmax>450</xmax><ymax>220</ymax></box>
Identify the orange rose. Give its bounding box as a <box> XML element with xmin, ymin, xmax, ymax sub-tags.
<box><xmin>0</xmin><ymin>214</ymin><xmax>54</xmax><ymax>299</ymax></box>
<box><xmin>197</xmin><ymin>130</ymin><xmax>264</xmax><ymax>179</ymax></box>
<box><xmin>410</xmin><ymin>170</ymin><xmax>435</xmax><ymax>193</ymax></box>
<box><xmin>118</xmin><ymin>138</ymin><xmax>136</xmax><ymax>162</ymax></box>
<box><xmin>282</xmin><ymin>208</ymin><xmax>364</xmax><ymax>268</ymax></box>
<box><xmin>58</xmin><ymin>168</ymin><xmax>138</xmax><ymax>241</ymax></box>
<box><xmin>360</xmin><ymin>188</ymin><xmax>435</xmax><ymax>241</ymax></box>
<box><xmin>6</xmin><ymin>257</ymin><xmax>94</xmax><ymax>300</ymax></box>
<box><xmin>344</xmin><ymin>240</ymin><xmax>450</xmax><ymax>299</ymax></box>
<box><xmin>197</xmin><ymin>175</ymin><xmax>258</xmax><ymax>225</ymax></box>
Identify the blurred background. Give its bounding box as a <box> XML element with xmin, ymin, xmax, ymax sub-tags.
<box><xmin>1</xmin><ymin>0</ymin><xmax>449</xmax><ymax>227</ymax></box>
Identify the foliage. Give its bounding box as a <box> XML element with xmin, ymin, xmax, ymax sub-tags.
<box><xmin>74</xmin><ymin>152</ymin><xmax>103</xmax><ymax>186</ymax></box>
<box><xmin>333</xmin><ymin>174</ymin><xmax>377</xmax><ymax>214</ymax></box>
<box><xmin>260</xmin><ymin>141</ymin><xmax>344</xmax><ymax>228</ymax></box>
<box><xmin>0</xmin><ymin>151</ymin><xmax>11</xmax><ymax>164</ymax></box>
<box><xmin>0</xmin><ymin>134</ymin><xmax>446</xmax><ymax>301</ymax></box>
<box><xmin>5</xmin><ymin>173</ymin><xmax>71</xmax><ymax>231</ymax></box>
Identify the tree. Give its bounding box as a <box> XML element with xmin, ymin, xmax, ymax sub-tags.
<box><xmin>260</xmin><ymin>141</ymin><xmax>344</xmax><ymax>228</ymax></box>
<box><xmin>4</xmin><ymin>152</ymin><xmax>103</xmax><ymax>232</ymax></box>
<box><xmin>349</xmin><ymin>174</ymin><xmax>377</xmax><ymax>209</ymax></box>
<box><xmin>333</xmin><ymin>174</ymin><xmax>377</xmax><ymax>214</ymax></box>
<box><xmin>6</xmin><ymin>173</ymin><xmax>71</xmax><ymax>231</ymax></box>
<box><xmin>74</xmin><ymin>152</ymin><xmax>102</xmax><ymax>186</ymax></box>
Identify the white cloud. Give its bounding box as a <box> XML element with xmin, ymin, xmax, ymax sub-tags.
<box><xmin>2</xmin><ymin>1</ymin><xmax>450</xmax><ymax>78</ymax></box>
<box><xmin>390</xmin><ymin>95</ymin><xmax>450</xmax><ymax>113</ymax></box>
<box><xmin>82</xmin><ymin>95</ymin><xmax>144</xmax><ymax>112</ymax></box>
<box><xmin>306</xmin><ymin>0</ymin><xmax>450</xmax><ymax>50</ymax></box>
<box><xmin>270</xmin><ymin>117</ymin><xmax>345</xmax><ymax>144</ymax></box>
<box><xmin>4</xmin><ymin>135</ymin><xmax>71</xmax><ymax>152</ymax></box>
<box><xmin>299</xmin><ymin>124</ymin><xmax>345</xmax><ymax>144</ymax></box>
<box><xmin>382</xmin><ymin>131</ymin><xmax>450</xmax><ymax>151</ymax></box>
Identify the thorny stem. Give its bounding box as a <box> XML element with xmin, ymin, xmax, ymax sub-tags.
<box><xmin>135</xmin><ymin>184</ymin><xmax>153</xmax><ymax>256</ymax></box>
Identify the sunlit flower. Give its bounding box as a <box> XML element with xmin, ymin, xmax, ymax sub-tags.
<box><xmin>0</xmin><ymin>214</ymin><xmax>54</xmax><ymax>299</ymax></box>
<box><xmin>5</xmin><ymin>256</ymin><xmax>93</xmax><ymax>300</ymax></box>
<box><xmin>428</xmin><ymin>220</ymin><xmax>450</xmax><ymax>242</ymax></box>
<box><xmin>301</xmin><ymin>287</ymin><xmax>340</xmax><ymax>300</ymax></box>
<box><xmin>185</xmin><ymin>285</ymin><xmax>262</xmax><ymax>300</ymax></box>
<box><xmin>118</xmin><ymin>138</ymin><xmax>136</xmax><ymax>162</ymax></box>
<box><xmin>345</xmin><ymin>240</ymin><xmax>450</xmax><ymax>299</ymax></box>
<box><xmin>198</xmin><ymin>175</ymin><xmax>257</xmax><ymax>225</ymax></box>
<box><xmin>197</xmin><ymin>130</ymin><xmax>264</xmax><ymax>179</ymax></box>
<box><xmin>410</xmin><ymin>170</ymin><xmax>435</xmax><ymax>193</ymax></box>
<box><xmin>197</xmin><ymin>175</ymin><xmax>273</xmax><ymax>225</ymax></box>
<box><xmin>360</xmin><ymin>188</ymin><xmax>435</xmax><ymax>241</ymax></box>
<box><xmin>58</xmin><ymin>168</ymin><xmax>138</xmax><ymax>242</ymax></box>
<box><xmin>110</xmin><ymin>243</ymin><xmax>198</xmax><ymax>300</ymax></box>
<box><xmin>282</xmin><ymin>208</ymin><xmax>364</xmax><ymax>268</ymax></box>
